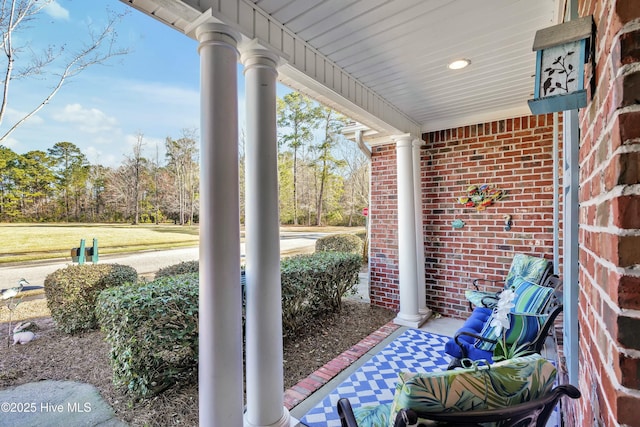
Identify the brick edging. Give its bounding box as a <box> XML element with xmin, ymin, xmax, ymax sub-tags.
<box><xmin>283</xmin><ymin>320</ymin><xmax>401</xmax><ymax>410</ymax></box>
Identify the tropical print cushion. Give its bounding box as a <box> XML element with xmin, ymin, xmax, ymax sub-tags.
<box><xmin>386</xmin><ymin>354</ymin><xmax>556</xmax><ymax>427</ymax></box>
<box><xmin>464</xmin><ymin>289</ymin><xmax>499</xmax><ymax>308</ymax></box>
<box><xmin>465</xmin><ymin>254</ymin><xmax>551</xmax><ymax>309</ymax></box>
<box><xmin>475</xmin><ymin>312</ymin><xmax>548</xmax><ymax>351</ymax></box>
<box><xmin>510</xmin><ymin>276</ymin><xmax>554</xmax><ymax>313</ymax></box>
<box><xmin>351</xmin><ymin>403</ymin><xmax>393</xmax><ymax>427</ymax></box>
<box><xmin>504</xmin><ymin>254</ymin><xmax>551</xmax><ymax>289</ymax></box>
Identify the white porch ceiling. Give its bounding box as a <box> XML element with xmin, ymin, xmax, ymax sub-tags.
<box><xmin>120</xmin><ymin>0</ymin><xmax>562</xmax><ymax>140</ymax></box>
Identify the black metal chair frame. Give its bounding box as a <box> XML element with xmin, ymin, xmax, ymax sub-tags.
<box><xmin>337</xmin><ymin>384</ymin><xmax>581</xmax><ymax>427</ymax></box>
<box><xmin>474</xmin><ymin>274</ymin><xmax>562</xmax><ymax>308</ymax></box>
<box><xmin>468</xmin><ymin>264</ymin><xmax>555</xmax><ymax>311</ymax></box>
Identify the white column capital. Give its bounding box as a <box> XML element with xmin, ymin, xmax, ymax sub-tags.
<box><xmin>392</xmin><ymin>133</ymin><xmax>413</xmax><ymax>147</ymax></box>
<box><xmin>412</xmin><ymin>138</ymin><xmax>424</xmax><ymax>148</ymax></box>
<box><xmin>240</xmin><ymin>49</ymin><xmax>280</xmax><ymax>74</ymax></box>
<box><xmin>195</xmin><ymin>23</ymin><xmax>241</xmax><ymax>51</ymax></box>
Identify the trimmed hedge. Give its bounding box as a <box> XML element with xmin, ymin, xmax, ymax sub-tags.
<box><xmin>97</xmin><ymin>251</ymin><xmax>361</xmax><ymax>396</ymax></box>
<box><xmin>44</xmin><ymin>263</ymin><xmax>138</xmax><ymax>334</ymax></box>
<box><xmin>315</xmin><ymin>233</ymin><xmax>363</xmax><ymax>255</ymax></box>
<box><xmin>155</xmin><ymin>260</ymin><xmax>199</xmax><ymax>279</ymax></box>
<box><xmin>96</xmin><ymin>274</ymin><xmax>199</xmax><ymax>397</ymax></box>
<box><xmin>281</xmin><ymin>251</ymin><xmax>361</xmax><ymax>336</ymax></box>
<box><xmin>354</xmin><ymin>230</ymin><xmax>367</xmax><ymax>241</ymax></box>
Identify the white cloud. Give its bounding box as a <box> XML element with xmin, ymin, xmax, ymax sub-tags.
<box><xmin>123</xmin><ymin>133</ymin><xmax>166</xmax><ymax>158</ymax></box>
<box><xmin>2</xmin><ymin>136</ymin><xmax>19</xmax><ymax>148</ymax></box>
<box><xmin>43</xmin><ymin>1</ymin><xmax>70</xmax><ymax>21</ymax></box>
<box><xmin>4</xmin><ymin>107</ymin><xmax>45</xmax><ymax>126</ymax></box>
<box><xmin>124</xmin><ymin>81</ymin><xmax>199</xmax><ymax>107</ymax></box>
<box><xmin>52</xmin><ymin>103</ymin><xmax>119</xmax><ymax>133</ymax></box>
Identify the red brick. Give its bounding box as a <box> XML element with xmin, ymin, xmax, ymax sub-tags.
<box><xmin>618</xmin><ymin>275</ymin><xmax>640</xmax><ymax>310</ymax></box>
<box><xmin>619</xmin><ymin>315</ymin><xmax>640</xmax><ymax>351</ymax></box>
<box><xmin>612</xmin><ymin>195</ymin><xmax>640</xmax><ymax>229</ymax></box>
<box><xmin>617</xmin><ymin>393</ymin><xmax>640</xmax><ymax>426</ymax></box>
<box><xmin>619</xmin><ymin>235</ymin><xmax>640</xmax><ymax>267</ymax></box>
<box><xmin>618</xmin><ymin>111</ymin><xmax>640</xmax><ymax>143</ymax></box>
<box><xmin>618</xmin><ymin>352</ymin><xmax>640</xmax><ymax>389</ymax></box>
<box><xmin>615</xmin><ymin>10</ymin><xmax>640</xmax><ymax>36</ymax></box>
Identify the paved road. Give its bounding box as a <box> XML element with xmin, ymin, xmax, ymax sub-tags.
<box><xmin>0</xmin><ymin>232</ymin><xmax>326</xmax><ymax>289</ymax></box>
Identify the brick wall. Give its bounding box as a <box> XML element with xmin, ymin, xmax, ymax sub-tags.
<box><xmin>572</xmin><ymin>1</ymin><xmax>640</xmax><ymax>426</ymax></box>
<box><xmin>370</xmin><ymin>144</ymin><xmax>401</xmax><ymax>308</ymax></box>
<box><xmin>369</xmin><ymin>114</ymin><xmax>562</xmax><ymax>318</ymax></box>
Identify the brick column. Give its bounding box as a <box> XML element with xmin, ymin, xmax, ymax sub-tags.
<box><xmin>573</xmin><ymin>1</ymin><xmax>640</xmax><ymax>426</ymax></box>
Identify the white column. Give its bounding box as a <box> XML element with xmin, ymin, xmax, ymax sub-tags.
<box><xmin>394</xmin><ymin>135</ymin><xmax>427</xmax><ymax>327</ymax></box>
<box><xmin>196</xmin><ymin>24</ymin><xmax>243</xmax><ymax>426</ymax></box>
<box><xmin>241</xmin><ymin>48</ymin><xmax>292</xmax><ymax>427</ymax></box>
<box><xmin>412</xmin><ymin>139</ymin><xmax>429</xmax><ymax>316</ymax></box>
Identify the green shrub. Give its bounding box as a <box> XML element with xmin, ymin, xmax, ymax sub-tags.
<box><xmin>95</xmin><ymin>253</ymin><xmax>360</xmax><ymax>396</ymax></box>
<box><xmin>44</xmin><ymin>264</ymin><xmax>138</xmax><ymax>334</ymax></box>
<box><xmin>155</xmin><ymin>260</ymin><xmax>199</xmax><ymax>279</ymax></box>
<box><xmin>354</xmin><ymin>230</ymin><xmax>367</xmax><ymax>241</ymax></box>
<box><xmin>281</xmin><ymin>251</ymin><xmax>362</xmax><ymax>337</ymax></box>
<box><xmin>315</xmin><ymin>233</ymin><xmax>363</xmax><ymax>254</ymax></box>
<box><xmin>96</xmin><ymin>274</ymin><xmax>199</xmax><ymax>397</ymax></box>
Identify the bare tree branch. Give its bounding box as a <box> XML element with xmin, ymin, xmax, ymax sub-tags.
<box><xmin>0</xmin><ymin>1</ymin><xmax>130</xmax><ymax>142</ymax></box>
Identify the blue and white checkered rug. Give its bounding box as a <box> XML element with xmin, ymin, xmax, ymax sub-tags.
<box><xmin>300</xmin><ymin>328</ymin><xmax>559</xmax><ymax>427</ymax></box>
<box><xmin>300</xmin><ymin>328</ymin><xmax>450</xmax><ymax>426</ymax></box>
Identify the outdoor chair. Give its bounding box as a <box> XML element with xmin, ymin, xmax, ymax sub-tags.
<box><xmin>446</xmin><ymin>275</ymin><xmax>562</xmax><ymax>369</ymax></box>
<box><xmin>336</xmin><ymin>354</ymin><xmax>581</xmax><ymax>427</ymax></box>
<box><xmin>465</xmin><ymin>254</ymin><xmax>553</xmax><ymax>310</ymax></box>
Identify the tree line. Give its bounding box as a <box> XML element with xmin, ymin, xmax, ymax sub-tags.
<box><xmin>0</xmin><ymin>93</ymin><xmax>369</xmax><ymax>226</ymax></box>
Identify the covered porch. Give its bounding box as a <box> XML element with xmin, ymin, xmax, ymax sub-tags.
<box><xmin>119</xmin><ymin>0</ymin><xmax>640</xmax><ymax>426</ymax></box>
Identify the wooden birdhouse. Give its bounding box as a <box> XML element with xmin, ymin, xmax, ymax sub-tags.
<box><xmin>528</xmin><ymin>16</ymin><xmax>593</xmax><ymax>115</ymax></box>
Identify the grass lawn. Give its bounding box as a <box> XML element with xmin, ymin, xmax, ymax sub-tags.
<box><xmin>0</xmin><ymin>223</ymin><xmax>200</xmax><ymax>264</ymax></box>
<box><xmin>0</xmin><ymin>223</ymin><xmax>364</xmax><ymax>264</ymax></box>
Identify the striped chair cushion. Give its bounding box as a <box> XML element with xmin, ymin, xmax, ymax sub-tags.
<box><xmin>511</xmin><ymin>276</ymin><xmax>554</xmax><ymax>313</ymax></box>
<box><xmin>475</xmin><ymin>312</ymin><xmax>548</xmax><ymax>351</ymax></box>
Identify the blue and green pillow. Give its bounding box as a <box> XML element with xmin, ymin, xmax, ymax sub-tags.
<box><xmin>473</xmin><ymin>276</ymin><xmax>554</xmax><ymax>351</ymax></box>
<box><xmin>510</xmin><ymin>276</ymin><xmax>554</xmax><ymax>313</ymax></box>
<box><xmin>474</xmin><ymin>311</ymin><xmax>548</xmax><ymax>351</ymax></box>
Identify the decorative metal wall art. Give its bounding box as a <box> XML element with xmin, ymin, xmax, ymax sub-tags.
<box><xmin>457</xmin><ymin>184</ymin><xmax>505</xmax><ymax>211</ymax></box>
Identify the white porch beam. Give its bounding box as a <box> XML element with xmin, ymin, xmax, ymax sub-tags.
<box><xmin>241</xmin><ymin>48</ymin><xmax>292</xmax><ymax>427</ymax></box>
<box><xmin>181</xmin><ymin>1</ymin><xmax>421</xmax><ymax>137</ymax></box>
<box><xmin>195</xmin><ymin>23</ymin><xmax>244</xmax><ymax>426</ymax></box>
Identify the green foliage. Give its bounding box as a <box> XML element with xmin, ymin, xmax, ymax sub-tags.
<box><xmin>96</xmin><ymin>252</ymin><xmax>360</xmax><ymax>396</ymax></box>
<box><xmin>493</xmin><ymin>338</ymin><xmax>534</xmax><ymax>362</ymax></box>
<box><xmin>354</xmin><ymin>231</ymin><xmax>367</xmax><ymax>241</ymax></box>
<box><xmin>353</xmin><ymin>231</ymin><xmax>369</xmax><ymax>263</ymax></box>
<box><xmin>96</xmin><ymin>274</ymin><xmax>199</xmax><ymax>397</ymax></box>
<box><xmin>1</xmin><ymin>93</ymin><xmax>367</xmax><ymax>225</ymax></box>
<box><xmin>315</xmin><ymin>233</ymin><xmax>363</xmax><ymax>255</ymax></box>
<box><xmin>44</xmin><ymin>263</ymin><xmax>138</xmax><ymax>334</ymax></box>
<box><xmin>155</xmin><ymin>260</ymin><xmax>199</xmax><ymax>279</ymax></box>
<box><xmin>281</xmin><ymin>251</ymin><xmax>362</xmax><ymax>335</ymax></box>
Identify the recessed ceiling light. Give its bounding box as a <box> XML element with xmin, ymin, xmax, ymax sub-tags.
<box><xmin>448</xmin><ymin>59</ymin><xmax>471</xmax><ymax>70</ymax></box>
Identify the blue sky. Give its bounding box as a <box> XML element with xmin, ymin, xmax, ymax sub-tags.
<box><xmin>2</xmin><ymin>0</ymin><xmax>289</xmax><ymax>167</ymax></box>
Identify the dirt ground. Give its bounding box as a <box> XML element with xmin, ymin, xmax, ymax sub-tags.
<box><xmin>0</xmin><ymin>300</ymin><xmax>395</xmax><ymax>426</ymax></box>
